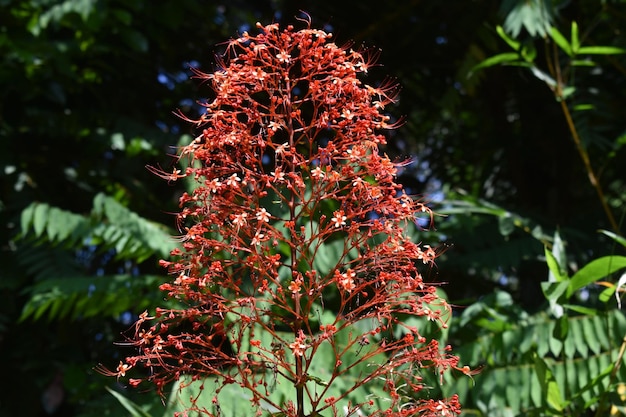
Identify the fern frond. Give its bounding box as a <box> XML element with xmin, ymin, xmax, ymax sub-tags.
<box><xmin>20</xmin><ymin>193</ymin><xmax>178</xmax><ymax>263</ymax></box>
<box><xmin>19</xmin><ymin>274</ymin><xmax>165</xmax><ymax>321</ymax></box>
<box><xmin>92</xmin><ymin>193</ymin><xmax>176</xmax><ymax>261</ymax></box>
<box><xmin>18</xmin><ymin>194</ymin><xmax>179</xmax><ymax>322</ymax></box>
<box><xmin>446</xmin><ymin>310</ymin><xmax>626</xmax><ymax>416</ymax></box>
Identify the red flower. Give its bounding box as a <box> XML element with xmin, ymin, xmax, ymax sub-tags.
<box><xmin>100</xmin><ymin>19</ymin><xmax>465</xmax><ymax>417</ymax></box>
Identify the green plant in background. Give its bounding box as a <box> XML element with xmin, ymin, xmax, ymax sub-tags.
<box><xmin>471</xmin><ymin>19</ymin><xmax>625</xmax><ymax>233</ymax></box>
<box><xmin>440</xmin><ymin>230</ymin><xmax>626</xmax><ymax>416</ymax></box>
<box><xmin>18</xmin><ymin>193</ymin><xmax>177</xmax><ymax>322</ymax></box>
<box><xmin>434</xmin><ymin>3</ymin><xmax>626</xmax><ymax>414</ymax></box>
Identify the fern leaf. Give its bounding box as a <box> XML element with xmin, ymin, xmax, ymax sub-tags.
<box><xmin>33</xmin><ymin>202</ymin><xmax>50</xmax><ymax>237</ymax></box>
<box><xmin>451</xmin><ymin>309</ymin><xmax>626</xmax><ymax>415</ymax></box>
<box><xmin>93</xmin><ymin>193</ymin><xmax>175</xmax><ymax>259</ymax></box>
<box><xmin>19</xmin><ymin>274</ymin><xmax>164</xmax><ymax>321</ymax></box>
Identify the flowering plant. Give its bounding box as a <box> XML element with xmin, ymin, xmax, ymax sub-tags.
<box><xmin>101</xmin><ymin>19</ymin><xmax>466</xmax><ymax>417</ymax></box>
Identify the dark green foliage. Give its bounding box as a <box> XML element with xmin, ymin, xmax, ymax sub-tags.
<box><xmin>19</xmin><ymin>193</ymin><xmax>176</xmax><ymax>262</ymax></box>
<box><xmin>18</xmin><ymin>193</ymin><xmax>177</xmax><ymax>321</ymax></box>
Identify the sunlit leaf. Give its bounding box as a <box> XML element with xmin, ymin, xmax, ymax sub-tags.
<box><xmin>529</xmin><ymin>65</ymin><xmax>557</xmax><ymax>88</ymax></box>
<box><xmin>571</xmin><ymin>59</ymin><xmax>596</xmax><ymax>67</ymax></box>
<box><xmin>33</xmin><ymin>203</ymin><xmax>50</xmax><ymax>237</ymax></box>
<box><xmin>598</xmin><ymin>230</ymin><xmax>626</xmax><ymax>248</ymax></box>
<box><xmin>573</xmin><ymin>104</ymin><xmax>594</xmax><ymax>111</ymax></box>
<box><xmin>567</xmin><ymin>256</ymin><xmax>626</xmax><ymax>297</ymax></box>
<box><xmin>549</xmin><ymin>26</ymin><xmax>572</xmax><ymax>56</ymax></box>
<box><xmin>501</xmin><ymin>0</ymin><xmax>553</xmax><ymax>37</ymax></box>
<box><xmin>560</xmin><ymin>86</ymin><xmax>576</xmax><ymax>100</ymax></box>
<box><xmin>521</xmin><ymin>42</ymin><xmax>537</xmax><ymax>62</ymax></box>
<box><xmin>571</xmin><ymin>21</ymin><xmax>579</xmax><ymax>53</ymax></box>
<box><xmin>545</xmin><ymin>246</ymin><xmax>567</xmax><ymax>282</ymax></box>
<box><xmin>534</xmin><ymin>355</ymin><xmax>565</xmax><ymax>412</ymax></box>
<box><xmin>469</xmin><ymin>52</ymin><xmax>520</xmax><ymax>76</ymax></box>
<box><xmin>577</xmin><ymin>46</ymin><xmax>626</xmax><ymax>55</ymax></box>
<box><xmin>496</xmin><ymin>25</ymin><xmax>521</xmax><ymax>51</ymax></box>
<box><xmin>562</xmin><ymin>304</ymin><xmax>597</xmax><ymax>316</ymax></box>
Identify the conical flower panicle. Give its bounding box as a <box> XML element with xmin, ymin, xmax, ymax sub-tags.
<box><xmin>102</xmin><ymin>21</ymin><xmax>466</xmax><ymax>417</ymax></box>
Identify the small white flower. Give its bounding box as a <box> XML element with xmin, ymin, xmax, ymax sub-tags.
<box><xmin>226</xmin><ymin>173</ymin><xmax>241</xmax><ymax>187</ymax></box>
<box><xmin>311</xmin><ymin>166</ymin><xmax>325</xmax><ymax>179</ymax></box>
<box><xmin>275</xmin><ymin>143</ymin><xmax>290</xmax><ymax>155</ymax></box>
<box><xmin>331</xmin><ymin>210</ymin><xmax>347</xmax><ymax>228</ymax></box>
<box><xmin>256</xmin><ymin>208</ymin><xmax>270</xmax><ymax>223</ymax></box>
<box><xmin>209</xmin><ymin>178</ymin><xmax>222</xmax><ymax>193</ymax></box>
<box><xmin>276</xmin><ymin>51</ymin><xmax>291</xmax><ymax>63</ymax></box>
<box><xmin>251</xmin><ymin>231</ymin><xmax>265</xmax><ymax>246</ymax></box>
<box><xmin>232</xmin><ymin>212</ymin><xmax>248</xmax><ymax>228</ymax></box>
<box><xmin>271</xmin><ymin>170</ymin><xmax>285</xmax><ymax>182</ymax></box>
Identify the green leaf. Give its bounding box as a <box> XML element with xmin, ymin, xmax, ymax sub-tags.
<box><xmin>549</xmin><ymin>26</ymin><xmax>572</xmax><ymax>56</ymax></box>
<box><xmin>591</xmin><ymin>315</ymin><xmax>612</xmax><ymax>350</ymax></box>
<box><xmin>560</xmin><ymin>86</ymin><xmax>576</xmax><ymax>100</ymax></box>
<box><xmin>498</xmin><ymin>214</ymin><xmax>515</xmax><ymax>237</ymax></box>
<box><xmin>552</xmin><ymin>232</ymin><xmax>567</xmax><ymax>272</ymax></box>
<box><xmin>46</xmin><ymin>207</ymin><xmax>63</xmax><ymax>242</ymax></box>
<box><xmin>567</xmin><ymin>256</ymin><xmax>626</xmax><ymax>297</ymax></box>
<box><xmin>569</xmin><ymin>318</ymin><xmax>588</xmax><ymax>357</ymax></box>
<box><xmin>521</xmin><ymin>42</ymin><xmax>537</xmax><ymax>62</ymax></box>
<box><xmin>576</xmin><ymin>363</ymin><xmax>614</xmax><ymax>405</ymax></box>
<box><xmin>502</xmin><ymin>0</ymin><xmax>553</xmax><ymax>37</ymax></box>
<box><xmin>92</xmin><ymin>193</ymin><xmax>177</xmax><ymax>260</ymax></box>
<box><xmin>120</xmin><ymin>29</ymin><xmax>149</xmax><ymax>53</ymax></box>
<box><xmin>563</xmin><ymin>326</ymin><xmax>577</xmax><ymax>359</ymax></box>
<box><xmin>33</xmin><ymin>203</ymin><xmax>50</xmax><ymax>237</ymax></box>
<box><xmin>106</xmin><ymin>387</ymin><xmax>154</xmax><ymax>417</ymax></box>
<box><xmin>548</xmin><ymin>320</ymin><xmax>563</xmax><ymax>356</ymax></box>
<box><xmin>571</xmin><ymin>21</ymin><xmax>579</xmax><ymax>53</ymax></box>
<box><xmin>469</xmin><ymin>52</ymin><xmax>520</xmax><ymax>75</ymax></box>
<box><xmin>534</xmin><ymin>355</ymin><xmax>565</xmax><ymax>412</ymax></box>
<box><xmin>571</xmin><ymin>59</ymin><xmax>596</xmax><ymax>67</ymax></box>
<box><xmin>573</xmin><ymin>104</ymin><xmax>594</xmax><ymax>111</ymax></box>
<box><xmin>577</xmin><ymin>46</ymin><xmax>626</xmax><ymax>55</ymax></box>
<box><xmin>20</xmin><ymin>203</ymin><xmax>35</xmax><ymax>234</ymax></box>
<box><xmin>545</xmin><ymin>246</ymin><xmax>567</xmax><ymax>282</ymax></box>
<box><xmin>562</xmin><ymin>304</ymin><xmax>597</xmax><ymax>316</ymax></box>
<box><xmin>19</xmin><ymin>274</ymin><xmax>162</xmax><ymax>321</ymax></box>
<box><xmin>541</xmin><ymin>281</ymin><xmax>569</xmax><ymax>303</ymax></box>
<box><xmin>598</xmin><ymin>229</ymin><xmax>626</xmax><ymax>248</ymax></box>
<box><xmin>530</xmin><ymin>65</ymin><xmax>557</xmax><ymax>88</ymax></box>
<box><xmin>496</xmin><ymin>25</ymin><xmax>521</xmax><ymax>51</ymax></box>
<box><xmin>599</xmin><ymin>285</ymin><xmax>616</xmax><ymax>303</ymax></box>
<box><xmin>553</xmin><ymin>314</ymin><xmax>569</xmax><ymax>341</ymax></box>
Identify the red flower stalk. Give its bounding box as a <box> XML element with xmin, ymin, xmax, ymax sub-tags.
<box><xmin>102</xmin><ymin>19</ymin><xmax>467</xmax><ymax>417</ymax></box>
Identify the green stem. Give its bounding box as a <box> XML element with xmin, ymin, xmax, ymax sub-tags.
<box><xmin>542</xmin><ymin>36</ymin><xmax>619</xmax><ymax>234</ymax></box>
<box><xmin>558</xmin><ymin>99</ymin><xmax>620</xmax><ymax>233</ymax></box>
<box><xmin>545</xmin><ymin>36</ymin><xmax>620</xmax><ymax>234</ymax></box>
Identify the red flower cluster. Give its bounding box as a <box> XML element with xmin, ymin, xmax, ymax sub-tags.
<box><xmin>101</xmin><ymin>20</ymin><xmax>466</xmax><ymax>417</ymax></box>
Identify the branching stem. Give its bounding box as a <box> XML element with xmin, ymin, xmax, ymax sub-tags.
<box><xmin>557</xmin><ymin>99</ymin><xmax>619</xmax><ymax>232</ymax></box>
<box><xmin>546</xmin><ymin>40</ymin><xmax>620</xmax><ymax>233</ymax></box>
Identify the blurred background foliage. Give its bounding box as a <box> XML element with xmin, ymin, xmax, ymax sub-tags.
<box><xmin>1</xmin><ymin>0</ymin><xmax>626</xmax><ymax>416</ymax></box>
